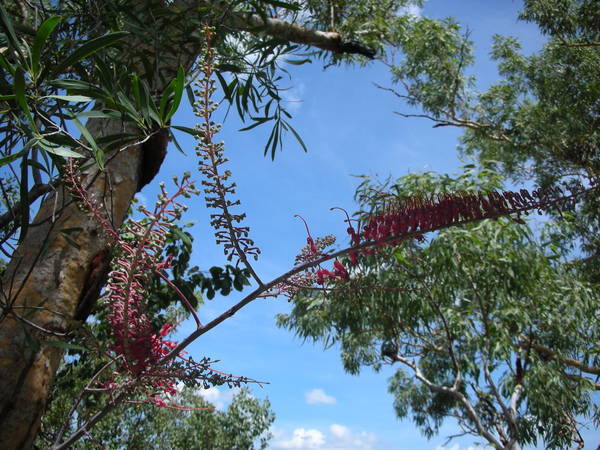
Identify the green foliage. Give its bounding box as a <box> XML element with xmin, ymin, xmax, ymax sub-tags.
<box><xmin>38</xmin><ymin>385</ymin><xmax>275</xmax><ymax>449</ymax></box>
<box><xmin>150</xmin><ymin>224</ymin><xmax>252</xmax><ymax>311</ymax></box>
<box><xmin>299</xmin><ymin>0</ymin><xmax>425</xmax><ymax>61</ymax></box>
<box><xmin>519</xmin><ymin>0</ymin><xmax>600</xmax><ymax>40</ymax></box>
<box><xmin>278</xmin><ymin>166</ymin><xmax>600</xmax><ymax>449</ymax></box>
<box><xmin>381</xmin><ymin>0</ymin><xmax>599</xmax><ymax>280</ymax></box>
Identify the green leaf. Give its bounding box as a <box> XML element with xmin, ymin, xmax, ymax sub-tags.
<box><xmin>285</xmin><ymin>120</ymin><xmax>307</xmax><ymax>153</ymax></box>
<box><xmin>172</xmin><ymin>226</ymin><xmax>193</xmax><ymax>250</ymax></box>
<box><xmin>37</xmin><ymin>140</ymin><xmax>84</xmax><ymax>158</ymax></box>
<box><xmin>130</xmin><ymin>73</ymin><xmax>142</xmax><ymax>107</ymax></box>
<box><xmin>0</xmin><ymin>4</ymin><xmax>25</xmax><ymax>62</ymax></box>
<box><xmin>69</xmin><ymin>115</ymin><xmax>103</xmax><ymax>168</ymax></box>
<box><xmin>116</xmin><ymin>92</ymin><xmax>141</xmax><ymax>121</ymax></box>
<box><xmin>165</xmin><ymin>66</ymin><xmax>185</xmax><ymax>122</ymax></box>
<box><xmin>239</xmin><ymin>116</ymin><xmax>271</xmax><ymax>132</ymax></box>
<box><xmin>14</xmin><ymin>68</ymin><xmax>37</xmax><ymax>133</ymax></box>
<box><xmin>233</xmin><ymin>276</ymin><xmax>244</xmax><ymax>291</ymax></box>
<box><xmin>76</xmin><ymin>110</ymin><xmax>122</xmax><ymax>120</ymax></box>
<box><xmin>31</xmin><ymin>15</ymin><xmax>62</xmax><ymax>80</ymax></box>
<box><xmin>0</xmin><ymin>52</ymin><xmax>15</xmax><ymax>76</ymax></box>
<box><xmin>215</xmin><ymin>71</ymin><xmax>233</xmax><ymax>102</ymax></box>
<box><xmin>44</xmin><ymin>95</ymin><xmax>93</xmax><ymax>103</ymax></box>
<box><xmin>0</xmin><ymin>149</ymin><xmax>25</xmax><ymax>167</ymax></box>
<box><xmin>50</xmin><ymin>78</ymin><xmax>102</xmax><ymax>93</ymax></box>
<box><xmin>159</xmin><ymin>81</ymin><xmax>175</xmax><ymax>124</ymax></box>
<box><xmin>169</xmin><ymin>131</ymin><xmax>187</xmax><ymax>155</ymax></box>
<box><xmin>185</xmin><ymin>84</ymin><xmax>195</xmax><ymax>106</ymax></box>
<box><xmin>171</xmin><ymin>125</ymin><xmax>200</xmax><ymax>137</ymax></box>
<box><xmin>95</xmin><ymin>147</ymin><xmax>105</xmax><ymax>169</ymax></box>
<box><xmin>50</xmin><ymin>31</ymin><xmax>129</xmax><ymax>78</ymax></box>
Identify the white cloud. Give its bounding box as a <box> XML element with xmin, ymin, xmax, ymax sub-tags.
<box><xmin>329</xmin><ymin>424</ymin><xmax>349</xmax><ymax>439</ymax></box>
<box><xmin>399</xmin><ymin>4</ymin><xmax>423</xmax><ymax>18</ymax></box>
<box><xmin>328</xmin><ymin>424</ymin><xmax>377</xmax><ymax>449</ymax></box>
<box><xmin>273</xmin><ymin>428</ymin><xmax>326</xmax><ymax>449</ymax></box>
<box><xmin>271</xmin><ymin>424</ymin><xmax>377</xmax><ymax>450</ymax></box>
<box><xmin>281</xmin><ymin>82</ymin><xmax>305</xmax><ymax>113</ymax></box>
<box><xmin>436</xmin><ymin>445</ymin><xmax>489</xmax><ymax>450</ymax></box>
<box><xmin>305</xmin><ymin>388</ymin><xmax>336</xmax><ymax>405</ymax></box>
<box><xmin>196</xmin><ymin>386</ymin><xmax>238</xmax><ymax>410</ymax></box>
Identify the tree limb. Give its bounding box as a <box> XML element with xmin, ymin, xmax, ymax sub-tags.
<box><xmin>520</xmin><ymin>335</ymin><xmax>600</xmax><ymax>376</ymax></box>
<box><xmin>0</xmin><ymin>182</ymin><xmax>58</xmax><ymax>230</ymax></box>
<box><xmin>392</xmin><ymin>354</ymin><xmax>504</xmax><ymax>450</ymax></box>
<box><xmin>235</xmin><ymin>14</ymin><xmax>377</xmax><ymax>58</ymax></box>
<box><xmin>181</xmin><ymin>1</ymin><xmax>377</xmax><ymax>58</ymax></box>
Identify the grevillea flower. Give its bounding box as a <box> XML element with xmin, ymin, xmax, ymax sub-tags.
<box><xmin>101</xmin><ymin>176</ymin><xmax>196</xmax><ymax>377</ymax></box>
<box><xmin>194</xmin><ymin>27</ymin><xmax>260</xmax><ymax>266</ymax></box>
<box><xmin>286</xmin><ymin>179</ymin><xmax>598</xmax><ymax>294</ymax></box>
<box><xmin>64</xmin><ymin>159</ymin><xmax>208</xmax><ymax>400</ymax></box>
<box><xmin>333</xmin><ymin>260</ymin><xmax>349</xmax><ymax>280</ymax></box>
<box><xmin>345</xmin><ymin>180</ymin><xmax>599</xmax><ymax>266</ymax></box>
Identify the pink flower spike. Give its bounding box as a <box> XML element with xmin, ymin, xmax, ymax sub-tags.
<box><xmin>333</xmin><ymin>260</ymin><xmax>349</xmax><ymax>280</ymax></box>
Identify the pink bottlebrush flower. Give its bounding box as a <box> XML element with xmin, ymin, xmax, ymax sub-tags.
<box><xmin>159</xmin><ymin>323</ymin><xmax>174</xmax><ymax>337</ymax></box>
<box><xmin>307</xmin><ymin>236</ymin><xmax>318</xmax><ymax>255</ymax></box>
<box><xmin>352</xmin><ymin>181</ymin><xmax>598</xmax><ymax>258</ymax></box>
<box><xmin>316</xmin><ymin>269</ymin><xmax>333</xmax><ymax>285</ymax></box>
<box><xmin>288</xmin><ymin>179</ymin><xmax>598</xmax><ymax>296</ymax></box>
<box><xmin>333</xmin><ymin>260</ymin><xmax>349</xmax><ymax>280</ymax></box>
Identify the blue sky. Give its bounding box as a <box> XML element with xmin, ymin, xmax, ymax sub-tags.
<box><xmin>138</xmin><ymin>1</ymin><xmax>598</xmax><ymax>449</ymax></box>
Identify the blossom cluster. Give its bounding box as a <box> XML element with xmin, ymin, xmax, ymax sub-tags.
<box><xmin>356</xmin><ymin>181</ymin><xmax>598</xmax><ymax>248</ymax></box>
<box><xmin>62</xmin><ymin>27</ymin><xmax>261</xmax><ymax>410</ymax></box>
<box><xmin>291</xmin><ymin>179</ymin><xmax>598</xmax><ymax>290</ymax></box>
<box><xmin>64</xmin><ymin>159</ymin><xmax>200</xmax><ymax>402</ymax></box>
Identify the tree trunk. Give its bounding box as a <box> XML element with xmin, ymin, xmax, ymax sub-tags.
<box><xmin>0</xmin><ymin>119</ymin><xmax>146</xmax><ymax>449</ymax></box>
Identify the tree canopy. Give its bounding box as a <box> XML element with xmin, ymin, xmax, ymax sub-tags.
<box><xmin>279</xmin><ymin>165</ymin><xmax>600</xmax><ymax>449</ymax></box>
<box><xmin>278</xmin><ymin>1</ymin><xmax>599</xmax><ymax>448</ymax></box>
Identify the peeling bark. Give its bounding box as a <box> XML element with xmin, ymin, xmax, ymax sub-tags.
<box><xmin>0</xmin><ymin>120</ymin><xmax>144</xmax><ymax>449</ymax></box>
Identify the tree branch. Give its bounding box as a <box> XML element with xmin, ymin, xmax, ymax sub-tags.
<box><xmin>181</xmin><ymin>1</ymin><xmax>377</xmax><ymax>58</ymax></box>
<box><xmin>520</xmin><ymin>335</ymin><xmax>600</xmax><ymax>376</ymax></box>
<box><xmin>235</xmin><ymin>14</ymin><xmax>377</xmax><ymax>58</ymax></box>
<box><xmin>392</xmin><ymin>354</ymin><xmax>504</xmax><ymax>450</ymax></box>
<box><xmin>0</xmin><ymin>182</ymin><xmax>58</xmax><ymax>230</ymax></box>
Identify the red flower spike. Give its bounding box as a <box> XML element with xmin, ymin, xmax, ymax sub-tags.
<box><xmin>316</xmin><ymin>268</ymin><xmax>335</xmax><ymax>285</ymax></box>
<box><xmin>333</xmin><ymin>260</ymin><xmax>349</xmax><ymax>280</ymax></box>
